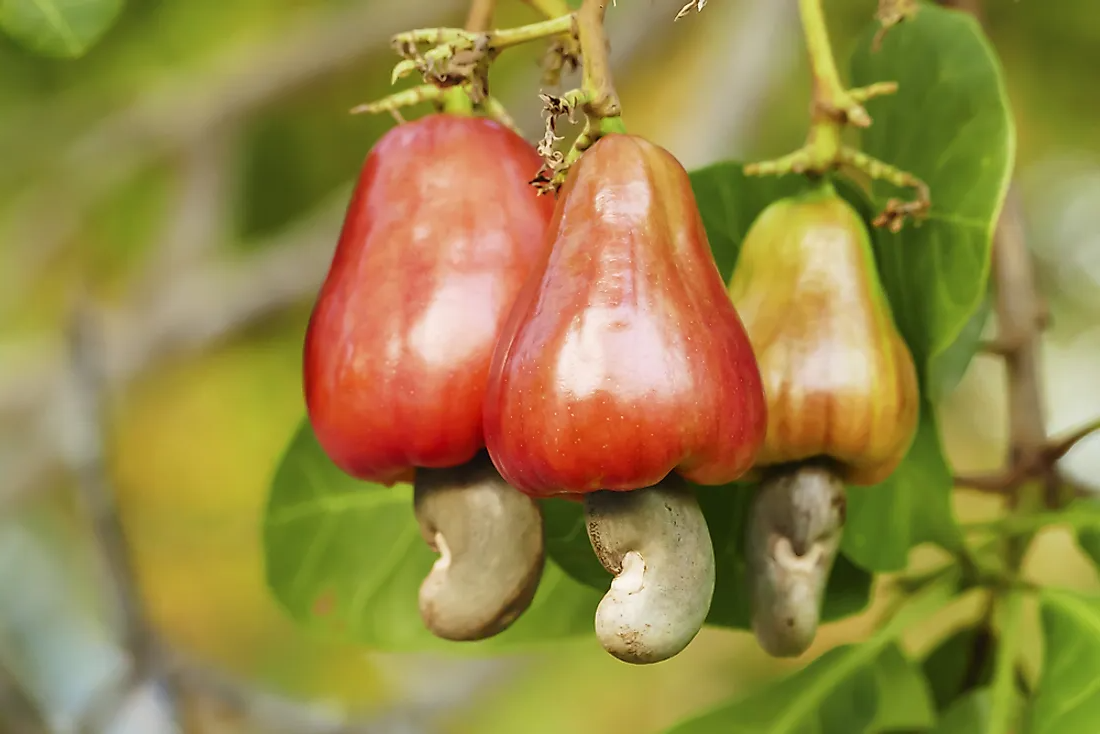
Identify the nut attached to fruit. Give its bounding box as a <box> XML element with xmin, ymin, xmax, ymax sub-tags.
<box><xmin>415</xmin><ymin>453</ymin><xmax>545</xmax><ymax>641</ymax></box>
<box><xmin>304</xmin><ymin>113</ymin><xmax>555</xmax><ymax>641</ymax></box>
<box><xmin>484</xmin><ymin>134</ymin><xmax>766</xmax><ymax>663</ymax></box>
<box><xmin>729</xmin><ymin>183</ymin><xmax>919</xmax><ymax>657</ymax></box>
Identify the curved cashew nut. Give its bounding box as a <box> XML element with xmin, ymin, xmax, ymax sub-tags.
<box><xmin>413</xmin><ymin>452</ymin><xmax>545</xmax><ymax>642</ymax></box>
<box><xmin>585</xmin><ymin>475</ymin><xmax>716</xmax><ymax>665</ymax></box>
<box><xmin>746</xmin><ymin>461</ymin><xmax>846</xmax><ymax>658</ymax></box>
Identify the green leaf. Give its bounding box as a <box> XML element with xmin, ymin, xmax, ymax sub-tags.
<box><xmin>0</xmin><ymin>0</ymin><xmax>123</xmax><ymax>58</ymax></box>
<box><xmin>987</xmin><ymin>591</ymin><xmax>1026</xmax><ymax>734</ymax></box>
<box><xmin>851</xmin><ymin>2</ymin><xmax>1015</xmax><ymax>378</ymax></box>
<box><xmin>542</xmin><ymin>484</ymin><xmax>873</xmax><ymax>630</ymax></box>
<box><xmin>927</xmin><ymin>293</ymin><xmax>991</xmax><ymax>401</ymax></box>
<box><xmin>262</xmin><ymin>420</ymin><xmax>602</xmax><ymax>653</ymax></box>
<box><xmin>921</xmin><ymin>626</ymin><xmax>996</xmax><ymax>711</ymax></box>
<box><xmin>867</xmin><ymin>644</ymin><xmax>938</xmax><ymax>731</ymax></box>
<box><xmin>842</xmin><ymin>399</ymin><xmax>962</xmax><ymax>572</ymax></box>
<box><xmin>932</xmin><ymin>690</ymin><xmax>991</xmax><ymax>734</ymax></box>
<box><xmin>663</xmin><ymin>572</ymin><xmax>957</xmax><ymax>733</ymax></box>
<box><xmin>1028</xmin><ymin>589</ymin><xmax>1100</xmax><ymax>733</ymax></box>
<box><xmin>541</xmin><ymin>496</ymin><xmax>607</xmax><ymax>588</ymax></box>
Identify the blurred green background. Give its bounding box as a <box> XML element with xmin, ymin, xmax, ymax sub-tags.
<box><xmin>2</xmin><ymin>0</ymin><xmax>1100</xmax><ymax>732</ymax></box>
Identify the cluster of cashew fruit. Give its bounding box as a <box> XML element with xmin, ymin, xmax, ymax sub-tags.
<box><xmin>303</xmin><ymin>111</ymin><xmax>919</xmax><ymax>664</ymax></box>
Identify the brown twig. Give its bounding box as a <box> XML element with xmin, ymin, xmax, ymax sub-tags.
<box><xmin>953</xmin><ymin>186</ymin><xmax>1081</xmax><ymax>507</ymax></box>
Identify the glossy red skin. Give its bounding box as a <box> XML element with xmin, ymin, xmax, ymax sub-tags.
<box><xmin>483</xmin><ymin>134</ymin><xmax>768</xmax><ymax>498</ymax></box>
<box><xmin>304</xmin><ymin>114</ymin><xmax>555</xmax><ymax>484</ymax></box>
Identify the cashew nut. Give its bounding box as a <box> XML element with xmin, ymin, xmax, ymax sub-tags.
<box><xmin>585</xmin><ymin>475</ymin><xmax>716</xmax><ymax>664</ymax></box>
<box><xmin>746</xmin><ymin>460</ymin><xmax>846</xmax><ymax>657</ymax></box>
<box><xmin>413</xmin><ymin>452</ymin><xmax>545</xmax><ymax>641</ymax></box>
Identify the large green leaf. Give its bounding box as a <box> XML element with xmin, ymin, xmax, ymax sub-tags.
<box><xmin>842</xmin><ymin>399</ymin><xmax>962</xmax><ymax>572</ymax></box>
<box><xmin>0</xmin><ymin>0</ymin><xmax>123</xmax><ymax>58</ymax></box>
<box><xmin>663</xmin><ymin>573</ymin><xmax>956</xmax><ymax>733</ymax></box>
<box><xmin>1028</xmin><ymin>589</ymin><xmax>1100</xmax><ymax>733</ymax></box>
<box><xmin>851</xmin><ymin>1</ymin><xmax>1015</xmax><ymax>377</ymax></box>
<box><xmin>262</xmin><ymin>420</ymin><xmax>602</xmax><ymax>653</ymax></box>
<box><xmin>543</xmin><ymin>483</ymin><xmax>873</xmax><ymax>630</ymax></box>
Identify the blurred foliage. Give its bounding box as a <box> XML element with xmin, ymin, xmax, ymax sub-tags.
<box><xmin>0</xmin><ymin>0</ymin><xmax>123</xmax><ymax>59</ymax></box>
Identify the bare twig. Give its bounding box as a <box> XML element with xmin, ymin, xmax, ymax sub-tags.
<box><xmin>953</xmin><ymin>186</ymin><xmax>1073</xmax><ymax>505</ymax></box>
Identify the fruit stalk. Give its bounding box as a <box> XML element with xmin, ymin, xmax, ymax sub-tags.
<box><xmin>534</xmin><ymin>0</ymin><xmax>626</xmax><ymax>191</ymax></box>
<box><xmin>576</xmin><ymin>0</ymin><xmax>621</xmax><ymax>123</ymax></box>
<box><xmin>744</xmin><ymin>0</ymin><xmax>929</xmax><ymax>228</ymax></box>
<box><xmin>437</xmin><ymin>0</ymin><xmax>498</xmax><ymax>114</ymax></box>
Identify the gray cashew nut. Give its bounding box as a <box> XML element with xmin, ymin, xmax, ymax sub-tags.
<box><xmin>746</xmin><ymin>461</ymin><xmax>846</xmax><ymax>658</ymax></box>
<box><xmin>585</xmin><ymin>475</ymin><xmax>716</xmax><ymax>665</ymax></box>
<box><xmin>413</xmin><ymin>452</ymin><xmax>545</xmax><ymax>642</ymax></box>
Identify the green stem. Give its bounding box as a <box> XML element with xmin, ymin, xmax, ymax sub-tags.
<box><xmin>350</xmin><ymin>85</ymin><xmax>442</xmax><ymax>116</ymax></box>
<box><xmin>986</xmin><ymin>590</ymin><xmax>1025</xmax><ymax>734</ymax></box>
<box><xmin>397</xmin><ymin>15</ymin><xmax>574</xmax><ymax>52</ymax></box>
<box><xmin>964</xmin><ymin>507</ymin><xmax>1100</xmax><ymax>537</ymax></box>
<box><xmin>441</xmin><ymin>86</ymin><xmax>475</xmax><ymax>115</ymax></box>
<box><xmin>800</xmin><ymin>0</ymin><xmax>847</xmax><ymax>119</ymax></box>
<box><xmin>495</xmin><ymin>14</ymin><xmax>575</xmax><ymax>47</ymax></box>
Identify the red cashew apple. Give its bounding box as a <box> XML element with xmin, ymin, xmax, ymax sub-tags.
<box><xmin>303</xmin><ymin>113</ymin><xmax>554</xmax><ymax>642</ymax></box>
<box><xmin>484</xmin><ymin>133</ymin><xmax>768</xmax><ymax>664</ymax></box>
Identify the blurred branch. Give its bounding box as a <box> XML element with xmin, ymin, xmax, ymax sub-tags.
<box><xmin>0</xmin><ymin>0</ymin><xmax>464</xmax><ymax>316</ymax></box>
<box><xmin>129</xmin><ymin>133</ymin><xmax>238</xmax><ymax>300</ymax></box>
<box><xmin>953</xmin><ymin>186</ymin><xmax>1077</xmax><ymax>505</ymax></box>
<box><xmin>57</xmin><ymin>306</ymin><xmax>463</xmax><ymax>734</ymax></box>
<box><xmin>62</xmin><ymin>308</ymin><xmax>185</xmax><ymax>734</ymax></box>
<box><xmin>0</xmin><ymin>190</ymin><xmax>350</xmax><ymax>513</ymax></box>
